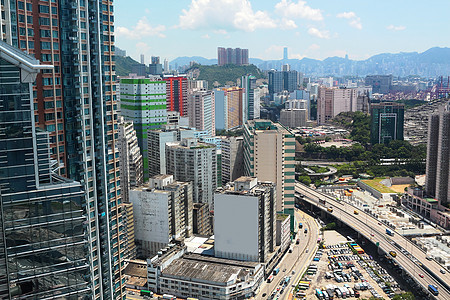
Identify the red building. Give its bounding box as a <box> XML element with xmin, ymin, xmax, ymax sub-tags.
<box><xmin>163</xmin><ymin>75</ymin><xmax>188</xmax><ymax>117</ymax></box>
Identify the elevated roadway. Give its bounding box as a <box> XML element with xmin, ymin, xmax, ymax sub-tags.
<box><xmin>295</xmin><ymin>182</ymin><xmax>450</xmax><ymax>299</ymax></box>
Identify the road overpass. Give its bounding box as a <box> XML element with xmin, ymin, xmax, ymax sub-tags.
<box><xmin>295</xmin><ymin>182</ymin><xmax>450</xmax><ymax>299</ymax></box>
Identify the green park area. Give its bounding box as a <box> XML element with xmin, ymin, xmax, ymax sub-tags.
<box><xmin>362</xmin><ymin>178</ymin><xmax>396</xmax><ymax>194</ymax></box>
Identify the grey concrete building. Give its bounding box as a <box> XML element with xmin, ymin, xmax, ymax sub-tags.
<box><xmin>214</xmin><ymin>177</ymin><xmax>276</xmax><ymax>262</ymax></box>
<box><xmin>166</xmin><ymin>138</ymin><xmax>217</xmax><ymax>207</ymax></box>
<box><xmin>220</xmin><ymin>136</ymin><xmax>244</xmax><ymax>185</ymax></box>
<box><xmin>279</xmin><ymin>108</ymin><xmax>308</xmax><ymax>128</ymax></box>
<box><xmin>148</xmin><ymin>246</ymin><xmax>264</xmax><ymax>300</ymax></box>
<box><xmin>130</xmin><ymin>175</ymin><xmax>193</xmax><ymax>257</ymax></box>
<box><xmin>118</xmin><ymin>117</ymin><xmax>144</xmax><ymax>203</ymax></box>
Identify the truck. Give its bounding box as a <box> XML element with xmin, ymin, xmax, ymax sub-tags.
<box><xmin>273</xmin><ymin>268</ymin><xmax>280</xmax><ymax>275</ymax></box>
<box><xmin>386</xmin><ymin>229</ymin><xmax>394</xmax><ymax>236</ymax></box>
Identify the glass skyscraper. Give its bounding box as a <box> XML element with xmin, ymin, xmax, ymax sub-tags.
<box><xmin>370</xmin><ymin>102</ymin><xmax>405</xmax><ymax>145</ymax></box>
<box><xmin>1</xmin><ymin>0</ymin><xmax>126</xmax><ymax>299</ymax></box>
<box><xmin>0</xmin><ymin>40</ymin><xmax>90</xmax><ymax>299</ymax></box>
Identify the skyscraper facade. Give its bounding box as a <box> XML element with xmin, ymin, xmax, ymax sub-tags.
<box><xmin>0</xmin><ymin>41</ymin><xmax>90</xmax><ymax>299</ymax></box>
<box><xmin>243</xmin><ymin>120</ymin><xmax>296</xmax><ymax>231</ymax></box>
<box><xmin>365</xmin><ymin>75</ymin><xmax>393</xmax><ymax>94</ymax></box>
<box><xmin>425</xmin><ymin>106</ymin><xmax>450</xmax><ymax>206</ymax></box>
<box><xmin>2</xmin><ymin>1</ymin><xmax>127</xmax><ymax>297</ymax></box>
<box><xmin>241</xmin><ymin>75</ymin><xmax>260</xmax><ymax>121</ymax></box>
<box><xmin>214</xmin><ymin>87</ymin><xmax>244</xmax><ymax>130</ymax></box>
<box><xmin>120</xmin><ymin>77</ymin><xmax>168</xmax><ymax>178</ymax></box>
<box><xmin>217</xmin><ymin>47</ymin><xmax>249</xmax><ymax>66</ymax></box>
<box><xmin>220</xmin><ymin>136</ymin><xmax>244</xmax><ymax>185</ymax></box>
<box><xmin>188</xmin><ymin>90</ymin><xmax>215</xmax><ymax>136</ymax></box>
<box><xmin>370</xmin><ymin>102</ymin><xmax>404</xmax><ymax>144</ymax></box>
<box><xmin>163</xmin><ymin>75</ymin><xmax>188</xmax><ymax>117</ymax></box>
<box><xmin>268</xmin><ymin>69</ymin><xmax>299</xmax><ymax>99</ymax></box>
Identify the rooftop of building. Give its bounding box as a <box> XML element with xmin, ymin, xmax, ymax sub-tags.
<box><xmin>277</xmin><ymin>214</ymin><xmax>290</xmax><ymax>221</ymax></box>
<box><xmin>161</xmin><ymin>253</ymin><xmax>260</xmax><ymax>284</ymax></box>
<box><xmin>245</xmin><ymin>119</ymin><xmax>293</xmax><ymax>135</ymax></box>
<box><xmin>124</xmin><ymin>260</ymin><xmax>147</xmax><ymax>278</ymax></box>
<box><xmin>151</xmin><ymin>174</ymin><xmax>173</xmax><ymax>180</ymax></box>
<box><xmin>235</xmin><ymin>176</ymin><xmax>256</xmax><ymax>184</ymax></box>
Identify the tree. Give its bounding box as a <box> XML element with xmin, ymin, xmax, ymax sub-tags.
<box><xmin>392</xmin><ymin>292</ymin><xmax>415</xmax><ymax>300</ymax></box>
<box><xmin>298</xmin><ymin>176</ymin><xmax>311</xmax><ymax>186</ymax></box>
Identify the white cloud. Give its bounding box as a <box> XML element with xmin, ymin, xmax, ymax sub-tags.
<box><xmin>387</xmin><ymin>25</ymin><xmax>406</xmax><ymax>31</ymax></box>
<box><xmin>280</xmin><ymin>19</ymin><xmax>298</xmax><ymax>29</ymax></box>
<box><xmin>308</xmin><ymin>43</ymin><xmax>320</xmax><ymax>51</ymax></box>
<box><xmin>337</xmin><ymin>11</ymin><xmax>362</xmax><ymax>30</ymax></box>
<box><xmin>116</xmin><ymin>17</ymin><xmax>166</xmax><ymax>39</ymax></box>
<box><xmin>275</xmin><ymin>0</ymin><xmax>323</xmax><ymax>21</ymax></box>
<box><xmin>213</xmin><ymin>29</ymin><xmax>228</xmax><ymax>35</ymax></box>
<box><xmin>178</xmin><ymin>0</ymin><xmax>276</xmax><ymax>32</ymax></box>
<box><xmin>201</xmin><ymin>34</ymin><xmax>211</xmax><ymax>39</ymax></box>
<box><xmin>307</xmin><ymin>27</ymin><xmax>330</xmax><ymax>39</ymax></box>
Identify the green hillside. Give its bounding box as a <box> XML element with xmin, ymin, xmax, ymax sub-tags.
<box><xmin>186</xmin><ymin>64</ymin><xmax>266</xmax><ymax>87</ymax></box>
<box><xmin>115</xmin><ymin>55</ymin><xmax>147</xmax><ymax>77</ymax></box>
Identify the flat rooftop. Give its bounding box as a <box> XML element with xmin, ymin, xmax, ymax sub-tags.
<box><xmin>162</xmin><ymin>254</ymin><xmax>260</xmax><ymax>284</ymax></box>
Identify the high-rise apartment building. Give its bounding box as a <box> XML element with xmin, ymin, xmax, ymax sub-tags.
<box><xmin>120</xmin><ymin>77</ymin><xmax>167</xmax><ymax>178</ymax></box>
<box><xmin>242</xmin><ymin>75</ymin><xmax>260</xmax><ymax>121</ymax></box>
<box><xmin>214</xmin><ymin>177</ymin><xmax>276</xmax><ymax>262</ymax></box>
<box><xmin>163</xmin><ymin>75</ymin><xmax>188</xmax><ymax>117</ymax></box>
<box><xmin>118</xmin><ymin>117</ymin><xmax>144</xmax><ymax>202</ymax></box>
<box><xmin>317</xmin><ymin>87</ymin><xmax>358</xmax><ymax>124</ymax></box>
<box><xmin>214</xmin><ymin>87</ymin><xmax>244</xmax><ymax>130</ymax></box>
<box><xmin>2</xmin><ymin>0</ymin><xmax>127</xmax><ymax>297</ymax></box>
<box><xmin>217</xmin><ymin>47</ymin><xmax>249</xmax><ymax>66</ymax></box>
<box><xmin>166</xmin><ymin>138</ymin><xmax>217</xmax><ymax>207</ymax></box>
<box><xmin>0</xmin><ymin>40</ymin><xmax>91</xmax><ymax>299</ymax></box>
<box><xmin>130</xmin><ymin>175</ymin><xmax>193</xmax><ymax>257</ymax></box>
<box><xmin>370</xmin><ymin>102</ymin><xmax>404</xmax><ymax>144</ymax></box>
<box><xmin>280</xmin><ymin>108</ymin><xmax>308</xmax><ymax>128</ymax></box>
<box><xmin>365</xmin><ymin>75</ymin><xmax>393</xmax><ymax>94</ymax></box>
<box><xmin>188</xmin><ymin>91</ymin><xmax>215</xmax><ymax>136</ymax></box>
<box><xmin>425</xmin><ymin>106</ymin><xmax>450</xmax><ymax>206</ymax></box>
<box><xmin>268</xmin><ymin>70</ymin><xmax>299</xmax><ymax>99</ymax></box>
<box><xmin>149</xmin><ymin>56</ymin><xmax>163</xmax><ymax>75</ymax></box>
<box><xmin>147</xmin><ymin>125</ymin><xmax>198</xmax><ymax>177</ymax></box>
<box><xmin>220</xmin><ymin>136</ymin><xmax>244</xmax><ymax>185</ymax></box>
<box><xmin>121</xmin><ymin>202</ymin><xmax>137</xmax><ymax>260</ymax></box>
<box><xmin>243</xmin><ymin>120</ymin><xmax>296</xmax><ymax>231</ymax></box>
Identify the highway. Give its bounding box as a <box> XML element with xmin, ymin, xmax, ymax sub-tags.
<box><xmin>295</xmin><ymin>182</ymin><xmax>450</xmax><ymax>299</ymax></box>
<box><xmin>256</xmin><ymin>209</ymin><xmax>319</xmax><ymax>299</ymax></box>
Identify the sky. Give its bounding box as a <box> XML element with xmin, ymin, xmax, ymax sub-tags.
<box><xmin>114</xmin><ymin>0</ymin><xmax>450</xmax><ymax>64</ymax></box>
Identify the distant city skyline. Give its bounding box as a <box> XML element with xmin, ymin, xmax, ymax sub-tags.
<box><xmin>115</xmin><ymin>0</ymin><xmax>450</xmax><ymax>63</ymax></box>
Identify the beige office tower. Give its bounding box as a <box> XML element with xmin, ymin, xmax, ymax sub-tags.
<box><xmin>243</xmin><ymin>120</ymin><xmax>296</xmax><ymax>231</ymax></box>
<box><xmin>121</xmin><ymin>203</ymin><xmax>137</xmax><ymax>260</ymax></box>
<box><xmin>118</xmin><ymin>117</ymin><xmax>144</xmax><ymax>203</ymax></box>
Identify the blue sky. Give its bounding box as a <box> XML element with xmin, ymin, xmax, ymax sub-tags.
<box><xmin>114</xmin><ymin>0</ymin><xmax>450</xmax><ymax>63</ymax></box>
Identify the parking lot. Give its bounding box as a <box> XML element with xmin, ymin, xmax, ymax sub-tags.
<box><xmin>292</xmin><ymin>230</ymin><xmax>405</xmax><ymax>299</ymax></box>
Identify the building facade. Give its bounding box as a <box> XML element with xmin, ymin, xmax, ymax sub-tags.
<box><xmin>365</xmin><ymin>75</ymin><xmax>393</xmax><ymax>94</ymax></box>
<box><xmin>130</xmin><ymin>175</ymin><xmax>193</xmax><ymax>257</ymax></box>
<box><xmin>163</xmin><ymin>75</ymin><xmax>188</xmax><ymax>117</ymax></box>
<box><xmin>425</xmin><ymin>106</ymin><xmax>450</xmax><ymax>207</ymax></box>
<box><xmin>214</xmin><ymin>177</ymin><xmax>276</xmax><ymax>262</ymax></box>
<box><xmin>317</xmin><ymin>87</ymin><xmax>358</xmax><ymax>124</ymax></box>
<box><xmin>2</xmin><ymin>0</ymin><xmax>127</xmax><ymax>297</ymax></box>
<box><xmin>243</xmin><ymin>120</ymin><xmax>296</xmax><ymax>231</ymax></box>
<box><xmin>214</xmin><ymin>87</ymin><xmax>244</xmax><ymax>130</ymax></box>
<box><xmin>166</xmin><ymin>139</ymin><xmax>217</xmax><ymax>207</ymax></box>
<box><xmin>147</xmin><ymin>125</ymin><xmax>198</xmax><ymax>177</ymax></box>
<box><xmin>120</xmin><ymin>77</ymin><xmax>168</xmax><ymax>178</ymax></box>
<box><xmin>217</xmin><ymin>47</ymin><xmax>249</xmax><ymax>66</ymax></box>
<box><xmin>241</xmin><ymin>75</ymin><xmax>260</xmax><ymax>121</ymax></box>
<box><xmin>188</xmin><ymin>90</ymin><xmax>215</xmax><ymax>136</ymax></box>
<box><xmin>0</xmin><ymin>41</ymin><xmax>91</xmax><ymax>299</ymax></box>
<box><xmin>118</xmin><ymin>118</ymin><xmax>144</xmax><ymax>202</ymax></box>
<box><xmin>279</xmin><ymin>109</ymin><xmax>308</xmax><ymax>128</ymax></box>
<box><xmin>370</xmin><ymin>102</ymin><xmax>404</xmax><ymax>144</ymax></box>
<box><xmin>220</xmin><ymin>136</ymin><xmax>244</xmax><ymax>185</ymax></box>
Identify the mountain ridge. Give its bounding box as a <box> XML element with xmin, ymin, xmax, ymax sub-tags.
<box><xmin>169</xmin><ymin>47</ymin><xmax>450</xmax><ymax>77</ymax></box>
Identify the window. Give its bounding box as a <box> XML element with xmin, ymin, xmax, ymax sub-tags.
<box><xmin>39</xmin><ymin>5</ymin><xmax>50</xmax><ymax>13</ymax></box>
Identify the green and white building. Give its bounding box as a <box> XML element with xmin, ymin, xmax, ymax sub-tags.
<box><xmin>120</xmin><ymin>77</ymin><xmax>168</xmax><ymax>179</ymax></box>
